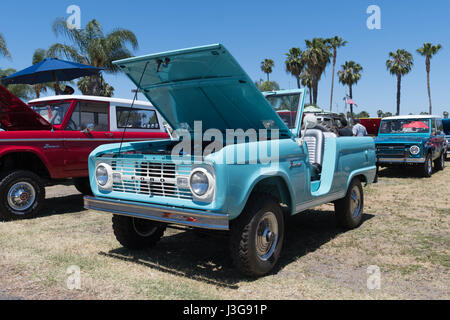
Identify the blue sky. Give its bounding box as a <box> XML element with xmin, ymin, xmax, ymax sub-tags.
<box><xmin>1</xmin><ymin>0</ymin><xmax>449</xmax><ymax>117</ymax></box>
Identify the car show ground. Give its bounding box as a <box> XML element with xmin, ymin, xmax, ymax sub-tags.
<box><xmin>0</xmin><ymin>167</ymin><xmax>448</xmax><ymax>300</ymax></box>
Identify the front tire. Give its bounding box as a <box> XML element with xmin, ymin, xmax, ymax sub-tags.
<box><xmin>73</xmin><ymin>177</ymin><xmax>93</xmax><ymax>195</ymax></box>
<box><xmin>229</xmin><ymin>194</ymin><xmax>285</xmax><ymax>277</ymax></box>
<box><xmin>0</xmin><ymin>170</ymin><xmax>45</xmax><ymax>221</ymax></box>
<box><xmin>334</xmin><ymin>178</ymin><xmax>364</xmax><ymax>230</ymax></box>
<box><xmin>112</xmin><ymin>215</ymin><xmax>166</xmax><ymax>249</ymax></box>
<box><xmin>422</xmin><ymin>153</ymin><xmax>433</xmax><ymax>178</ymax></box>
<box><xmin>434</xmin><ymin>152</ymin><xmax>445</xmax><ymax>171</ymax></box>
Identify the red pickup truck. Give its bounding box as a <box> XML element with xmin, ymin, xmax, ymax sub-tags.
<box><xmin>0</xmin><ymin>85</ymin><xmax>168</xmax><ymax>221</ymax></box>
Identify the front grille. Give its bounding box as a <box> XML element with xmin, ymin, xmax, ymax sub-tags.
<box><xmin>376</xmin><ymin>144</ymin><xmax>407</xmax><ymax>158</ymax></box>
<box><xmin>111</xmin><ymin>159</ymin><xmax>193</xmax><ymax>200</ymax></box>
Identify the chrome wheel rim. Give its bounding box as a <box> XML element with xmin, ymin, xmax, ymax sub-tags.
<box><xmin>7</xmin><ymin>182</ymin><xmax>36</xmax><ymax>213</ymax></box>
<box><xmin>350</xmin><ymin>186</ymin><xmax>362</xmax><ymax>218</ymax></box>
<box><xmin>132</xmin><ymin>218</ymin><xmax>157</xmax><ymax>237</ymax></box>
<box><xmin>255</xmin><ymin>212</ymin><xmax>279</xmax><ymax>261</ymax></box>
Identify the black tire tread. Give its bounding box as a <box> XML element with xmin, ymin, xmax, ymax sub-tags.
<box><xmin>334</xmin><ymin>178</ymin><xmax>364</xmax><ymax>230</ymax></box>
<box><xmin>0</xmin><ymin>170</ymin><xmax>45</xmax><ymax>221</ymax></box>
<box><xmin>229</xmin><ymin>193</ymin><xmax>284</xmax><ymax>277</ymax></box>
<box><xmin>112</xmin><ymin>215</ymin><xmax>166</xmax><ymax>249</ymax></box>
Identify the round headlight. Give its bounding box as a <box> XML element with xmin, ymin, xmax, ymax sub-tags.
<box><xmin>410</xmin><ymin>145</ymin><xmax>421</xmax><ymax>155</ymax></box>
<box><xmin>190</xmin><ymin>171</ymin><xmax>209</xmax><ymax>196</ymax></box>
<box><xmin>95</xmin><ymin>163</ymin><xmax>112</xmax><ymax>188</ymax></box>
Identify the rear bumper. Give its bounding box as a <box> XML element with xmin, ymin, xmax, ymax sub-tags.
<box><xmin>84</xmin><ymin>196</ymin><xmax>229</xmax><ymax>231</ymax></box>
<box><xmin>377</xmin><ymin>157</ymin><xmax>425</xmax><ymax>164</ymax></box>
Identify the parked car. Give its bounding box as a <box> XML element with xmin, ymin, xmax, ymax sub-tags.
<box><xmin>375</xmin><ymin>115</ymin><xmax>446</xmax><ymax>177</ymax></box>
<box><xmin>84</xmin><ymin>44</ymin><xmax>377</xmax><ymax>277</ymax></box>
<box><xmin>443</xmin><ymin>118</ymin><xmax>450</xmax><ymax>160</ymax></box>
<box><xmin>360</xmin><ymin>118</ymin><xmax>382</xmax><ymax>137</ymax></box>
<box><xmin>0</xmin><ymin>84</ymin><xmax>169</xmax><ymax>220</ymax></box>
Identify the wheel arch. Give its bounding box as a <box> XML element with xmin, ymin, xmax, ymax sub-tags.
<box><xmin>244</xmin><ymin>175</ymin><xmax>294</xmax><ymax>217</ymax></box>
<box><xmin>0</xmin><ymin>151</ymin><xmax>51</xmax><ymax>180</ymax></box>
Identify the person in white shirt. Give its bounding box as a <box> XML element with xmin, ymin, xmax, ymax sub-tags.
<box><xmin>352</xmin><ymin>118</ymin><xmax>368</xmax><ymax>137</ymax></box>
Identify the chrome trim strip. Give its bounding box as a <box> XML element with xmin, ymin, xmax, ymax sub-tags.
<box><xmin>378</xmin><ymin>157</ymin><xmax>425</xmax><ymax>163</ymax></box>
<box><xmin>84</xmin><ymin>196</ymin><xmax>229</xmax><ymax>231</ymax></box>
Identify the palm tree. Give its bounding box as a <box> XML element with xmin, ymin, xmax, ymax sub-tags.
<box><xmin>48</xmin><ymin>18</ymin><xmax>138</xmax><ymax>96</ymax></box>
<box><xmin>302</xmin><ymin>38</ymin><xmax>331</xmax><ymax>105</ymax></box>
<box><xmin>417</xmin><ymin>43</ymin><xmax>442</xmax><ymax>115</ymax></box>
<box><xmin>301</xmin><ymin>68</ymin><xmax>313</xmax><ymax>105</ymax></box>
<box><xmin>386</xmin><ymin>49</ymin><xmax>414</xmax><ymax>116</ymax></box>
<box><xmin>261</xmin><ymin>59</ymin><xmax>275</xmax><ymax>82</ymax></box>
<box><xmin>0</xmin><ymin>33</ymin><xmax>11</xmax><ymax>59</ymax></box>
<box><xmin>285</xmin><ymin>48</ymin><xmax>305</xmax><ymax>89</ymax></box>
<box><xmin>326</xmin><ymin>36</ymin><xmax>347</xmax><ymax>112</ymax></box>
<box><xmin>338</xmin><ymin>61</ymin><xmax>363</xmax><ymax>121</ymax></box>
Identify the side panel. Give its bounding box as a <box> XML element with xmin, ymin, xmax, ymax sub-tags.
<box><xmin>0</xmin><ymin>131</ymin><xmax>65</xmax><ymax>178</ymax></box>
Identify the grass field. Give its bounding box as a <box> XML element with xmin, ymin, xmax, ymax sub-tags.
<box><xmin>0</xmin><ymin>165</ymin><xmax>449</xmax><ymax>300</ymax></box>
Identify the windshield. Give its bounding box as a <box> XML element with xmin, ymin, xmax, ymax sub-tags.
<box><xmin>30</xmin><ymin>102</ymin><xmax>72</xmax><ymax>125</ymax></box>
<box><xmin>380</xmin><ymin>119</ymin><xmax>430</xmax><ymax>134</ymax></box>
<box><xmin>265</xmin><ymin>93</ymin><xmax>301</xmax><ymax>129</ymax></box>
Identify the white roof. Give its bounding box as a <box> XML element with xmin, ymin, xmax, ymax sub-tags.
<box><xmin>383</xmin><ymin>115</ymin><xmax>441</xmax><ymax>120</ymax></box>
<box><xmin>29</xmin><ymin>95</ymin><xmax>153</xmax><ymax>107</ymax></box>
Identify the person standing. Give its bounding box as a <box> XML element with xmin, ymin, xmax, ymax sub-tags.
<box><xmin>352</xmin><ymin>118</ymin><xmax>368</xmax><ymax>136</ymax></box>
<box><xmin>338</xmin><ymin>119</ymin><xmax>353</xmax><ymax>136</ymax></box>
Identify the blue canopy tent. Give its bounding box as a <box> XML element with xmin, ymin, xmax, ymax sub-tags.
<box><xmin>1</xmin><ymin>58</ymin><xmax>102</xmax><ymax>95</ymax></box>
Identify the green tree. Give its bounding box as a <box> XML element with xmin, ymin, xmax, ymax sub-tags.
<box><xmin>384</xmin><ymin>112</ymin><xmax>393</xmax><ymax>117</ymax></box>
<box><xmin>338</xmin><ymin>61</ymin><xmax>363</xmax><ymax>121</ymax></box>
<box><xmin>443</xmin><ymin>111</ymin><xmax>448</xmax><ymax>119</ymax></box>
<box><xmin>0</xmin><ymin>33</ymin><xmax>11</xmax><ymax>59</ymax></box>
<box><xmin>255</xmin><ymin>79</ymin><xmax>280</xmax><ymax>92</ymax></box>
<box><xmin>417</xmin><ymin>43</ymin><xmax>442</xmax><ymax>115</ymax></box>
<box><xmin>48</xmin><ymin>18</ymin><xmax>138</xmax><ymax>96</ymax></box>
<box><xmin>285</xmin><ymin>48</ymin><xmax>305</xmax><ymax>89</ymax></box>
<box><xmin>302</xmin><ymin>38</ymin><xmax>331</xmax><ymax>105</ymax></box>
<box><xmin>0</xmin><ymin>68</ymin><xmax>33</xmax><ymax>100</ymax></box>
<box><xmin>326</xmin><ymin>36</ymin><xmax>347</xmax><ymax>112</ymax></box>
<box><xmin>260</xmin><ymin>59</ymin><xmax>275</xmax><ymax>82</ymax></box>
<box><xmin>386</xmin><ymin>49</ymin><xmax>414</xmax><ymax>116</ymax></box>
<box><xmin>77</xmin><ymin>75</ymin><xmax>114</xmax><ymax>97</ymax></box>
<box><xmin>357</xmin><ymin>111</ymin><xmax>370</xmax><ymax>118</ymax></box>
<box><xmin>300</xmin><ymin>68</ymin><xmax>313</xmax><ymax>105</ymax></box>
<box><xmin>377</xmin><ymin>109</ymin><xmax>383</xmax><ymax>118</ymax></box>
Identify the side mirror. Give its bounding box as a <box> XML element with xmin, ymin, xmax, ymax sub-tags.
<box><xmin>82</xmin><ymin>123</ymin><xmax>95</xmax><ymax>134</ymax></box>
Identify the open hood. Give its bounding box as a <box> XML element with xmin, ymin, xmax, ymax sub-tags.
<box><xmin>0</xmin><ymin>85</ymin><xmax>52</xmax><ymax>131</ymax></box>
<box><xmin>113</xmin><ymin>44</ymin><xmax>291</xmax><ymax>137</ymax></box>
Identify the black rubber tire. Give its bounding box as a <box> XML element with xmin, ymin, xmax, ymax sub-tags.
<box><xmin>0</xmin><ymin>170</ymin><xmax>46</xmax><ymax>221</ymax></box>
<box><xmin>334</xmin><ymin>178</ymin><xmax>364</xmax><ymax>230</ymax></box>
<box><xmin>422</xmin><ymin>153</ymin><xmax>433</xmax><ymax>178</ymax></box>
<box><xmin>434</xmin><ymin>152</ymin><xmax>445</xmax><ymax>171</ymax></box>
<box><xmin>112</xmin><ymin>215</ymin><xmax>166</xmax><ymax>249</ymax></box>
<box><xmin>229</xmin><ymin>194</ymin><xmax>285</xmax><ymax>277</ymax></box>
<box><xmin>73</xmin><ymin>177</ymin><xmax>93</xmax><ymax>196</ymax></box>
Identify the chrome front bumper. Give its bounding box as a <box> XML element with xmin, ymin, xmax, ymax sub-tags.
<box><xmin>377</xmin><ymin>157</ymin><xmax>425</xmax><ymax>164</ymax></box>
<box><xmin>84</xmin><ymin>196</ymin><xmax>229</xmax><ymax>230</ymax></box>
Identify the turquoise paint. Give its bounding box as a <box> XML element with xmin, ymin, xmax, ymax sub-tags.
<box><xmin>88</xmin><ymin>44</ymin><xmax>377</xmax><ymax>224</ymax></box>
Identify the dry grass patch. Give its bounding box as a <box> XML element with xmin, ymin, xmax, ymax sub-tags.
<box><xmin>0</xmin><ymin>166</ymin><xmax>449</xmax><ymax>300</ymax></box>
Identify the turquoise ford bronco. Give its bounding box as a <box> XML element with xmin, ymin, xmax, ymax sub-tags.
<box><xmin>84</xmin><ymin>44</ymin><xmax>377</xmax><ymax>276</ymax></box>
